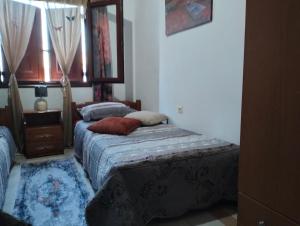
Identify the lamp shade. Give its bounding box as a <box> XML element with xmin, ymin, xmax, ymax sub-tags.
<box><xmin>35</xmin><ymin>85</ymin><xmax>48</xmax><ymax>97</ymax></box>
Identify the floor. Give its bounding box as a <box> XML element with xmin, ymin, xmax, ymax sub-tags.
<box><xmin>149</xmin><ymin>204</ymin><xmax>237</xmax><ymax>226</ymax></box>
<box><xmin>14</xmin><ymin>148</ymin><xmax>74</xmax><ymax>164</ymax></box>
<box><xmin>15</xmin><ymin>149</ymin><xmax>238</xmax><ymax>226</ymax></box>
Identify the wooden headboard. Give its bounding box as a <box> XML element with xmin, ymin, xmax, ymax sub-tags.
<box><xmin>74</xmin><ymin>100</ymin><xmax>141</xmax><ymax>111</ymax></box>
<box><xmin>71</xmin><ymin>100</ymin><xmax>142</xmax><ymax>128</ymax></box>
<box><xmin>0</xmin><ymin>106</ymin><xmax>12</xmax><ymax>130</ymax></box>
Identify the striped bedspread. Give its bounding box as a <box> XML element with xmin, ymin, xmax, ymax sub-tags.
<box><xmin>74</xmin><ymin>121</ymin><xmax>239</xmax><ymax>226</ymax></box>
<box><xmin>0</xmin><ymin>126</ymin><xmax>16</xmax><ymax>209</ymax></box>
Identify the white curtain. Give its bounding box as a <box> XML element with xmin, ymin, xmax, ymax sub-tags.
<box><xmin>0</xmin><ymin>0</ymin><xmax>36</xmax><ymax>150</ymax></box>
<box><xmin>45</xmin><ymin>0</ymin><xmax>86</xmax><ymax>146</ymax></box>
<box><xmin>37</xmin><ymin>0</ymin><xmax>87</xmax><ymax>6</ymax></box>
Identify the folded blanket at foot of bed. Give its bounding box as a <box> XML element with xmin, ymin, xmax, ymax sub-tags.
<box><xmin>85</xmin><ymin>147</ymin><xmax>239</xmax><ymax>226</ymax></box>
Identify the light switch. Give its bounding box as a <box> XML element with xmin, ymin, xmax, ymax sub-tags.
<box><xmin>177</xmin><ymin>105</ymin><xmax>183</xmax><ymax>114</ymax></box>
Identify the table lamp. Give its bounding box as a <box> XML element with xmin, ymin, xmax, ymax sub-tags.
<box><xmin>34</xmin><ymin>85</ymin><xmax>48</xmax><ymax>112</ymax></box>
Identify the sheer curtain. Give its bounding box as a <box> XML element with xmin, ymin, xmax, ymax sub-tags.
<box><xmin>0</xmin><ymin>0</ymin><xmax>36</xmax><ymax>150</ymax></box>
<box><xmin>94</xmin><ymin>7</ymin><xmax>112</xmax><ymax>78</ymax></box>
<box><xmin>44</xmin><ymin>0</ymin><xmax>86</xmax><ymax>147</ymax></box>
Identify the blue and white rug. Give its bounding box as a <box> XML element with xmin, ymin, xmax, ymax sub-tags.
<box><xmin>3</xmin><ymin>157</ymin><xmax>94</xmax><ymax>226</ymax></box>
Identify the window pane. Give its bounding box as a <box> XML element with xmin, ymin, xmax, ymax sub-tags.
<box><xmin>0</xmin><ymin>4</ymin><xmax>88</xmax><ymax>86</ymax></box>
<box><xmin>81</xmin><ymin>6</ymin><xmax>87</xmax><ymax>82</ymax></box>
<box><xmin>41</xmin><ymin>7</ymin><xmax>51</xmax><ymax>82</ymax></box>
<box><xmin>16</xmin><ymin>9</ymin><xmax>43</xmax><ymax>82</ymax></box>
<box><xmin>50</xmin><ymin>38</ymin><xmax>83</xmax><ymax>82</ymax></box>
<box><xmin>0</xmin><ymin>36</ymin><xmax>3</xmax><ymax>73</ymax></box>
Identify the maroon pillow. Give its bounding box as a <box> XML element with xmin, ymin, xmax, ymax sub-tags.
<box><xmin>87</xmin><ymin>117</ymin><xmax>142</xmax><ymax>135</ymax></box>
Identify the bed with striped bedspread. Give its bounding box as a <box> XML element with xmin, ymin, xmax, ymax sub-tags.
<box><xmin>74</xmin><ymin>121</ymin><xmax>239</xmax><ymax>226</ymax></box>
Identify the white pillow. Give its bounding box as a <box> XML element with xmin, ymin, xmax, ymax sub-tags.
<box><xmin>125</xmin><ymin>111</ymin><xmax>168</xmax><ymax>126</ymax></box>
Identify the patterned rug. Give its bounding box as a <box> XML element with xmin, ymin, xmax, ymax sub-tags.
<box><xmin>5</xmin><ymin>158</ymin><xmax>94</xmax><ymax>226</ymax></box>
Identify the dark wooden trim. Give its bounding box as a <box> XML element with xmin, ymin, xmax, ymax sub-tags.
<box><xmin>86</xmin><ymin>1</ymin><xmax>93</xmax><ymax>87</ymax></box>
<box><xmin>0</xmin><ymin>80</ymin><xmax>92</xmax><ymax>88</ymax></box>
<box><xmin>90</xmin><ymin>0</ymin><xmax>119</xmax><ymax>7</ymax></box>
<box><xmin>73</xmin><ymin>99</ymin><xmax>141</xmax><ymax>111</ymax></box>
<box><xmin>19</xmin><ymin>81</ymin><xmax>92</xmax><ymax>88</ymax></box>
<box><xmin>88</xmin><ymin>0</ymin><xmax>124</xmax><ymax>83</ymax></box>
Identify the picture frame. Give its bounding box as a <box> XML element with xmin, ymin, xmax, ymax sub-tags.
<box><xmin>165</xmin><ymin>0</ymin><xmax>213</xmax><ymax>36</ymax></box>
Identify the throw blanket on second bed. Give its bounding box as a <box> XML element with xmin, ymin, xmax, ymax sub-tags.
<box><xmin>75</xmin><ymin>122</ymin><xmax>239</xmax><ymax>226</ymax></box>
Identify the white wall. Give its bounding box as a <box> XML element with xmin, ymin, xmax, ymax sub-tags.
<box><xmin>108</xmin><ymin>5</ymin><xmax>118</xmax><ymax>78</ymax></box>
<box><xmin>0</xmin><ymin>87</ymin><xmax>93</xmax><ymax>110</ymax></box>
<box><xmin>158</xmin><ymin>0</ymin><xmax>246</xmax><ymax>144</ymax></box>
<box><xmin>133</xmin><ymin>0</ymin><xmax>160</xmax><ymax>111</ymax></box>
<box><xmin>122</xmin><ymin>0</ymin><xmax>135</xmax><ymax>101</ymax></box>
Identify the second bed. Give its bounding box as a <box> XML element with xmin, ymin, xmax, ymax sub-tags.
<box><xmin>74</xmin><ymin>115</ymin><xmax>239</xmax><ymax>226</ymax></box>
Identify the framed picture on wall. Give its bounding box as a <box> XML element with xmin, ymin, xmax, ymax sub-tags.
<box><xmin>165</xmin><ymin>0</ymin><xmax>213</xmax><ymax>36</ymax></box>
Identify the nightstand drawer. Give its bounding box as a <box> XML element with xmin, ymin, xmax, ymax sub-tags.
<box><xmin>23</xmin><ymin>109</ymin><xmax>64</xmax><ymax>158</ymax></box>
<box><xmin>25</xmin><ymin>125</ymin><xmax>62</xmax><ymax>143</ymax></box>
<box><xmin>26</xmin><ymin>142</ymin><xmax>64</xmax><ymax>158</ymax></box>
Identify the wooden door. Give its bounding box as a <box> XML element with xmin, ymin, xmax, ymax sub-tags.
<box><xmin>277</xmin><ymin>0</ymin><xmax>300</xmax><ymax>222</ymax></box>
<box><xmin>240</xmin><ymin>0</ymin><xmax>286</xmax><ymax>208</ymax></box>
<box><xmin>239</xmin><ymin>0</ymin><xmax>300</xmax><ymax>224</ymax></box>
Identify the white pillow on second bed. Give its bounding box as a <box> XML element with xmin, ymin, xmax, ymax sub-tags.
<box><xmin>125</xmin><ymin>111</ymin><xmax>168</xmax><ymax>126</ymax></box>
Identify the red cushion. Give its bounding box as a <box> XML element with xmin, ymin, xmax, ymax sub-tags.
<box><xmin>87</xmin><ymin>117</ymin><xmax>142</xmax><ymax>135</ymax></box>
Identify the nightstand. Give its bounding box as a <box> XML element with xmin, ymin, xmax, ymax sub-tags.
<box><xmin>24</xmin><ymin>110</ymin><xmax>64</xmax><ymax>158</ymax></box>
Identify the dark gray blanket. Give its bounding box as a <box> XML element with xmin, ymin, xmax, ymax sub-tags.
<box><xmin>0</xmin><ymin>211</ymin><xmax>31</xmax><ymax>226</ymax></box>
<box><xmin>74</xmin><ymin>122</ymin><xmax>239</xmax><ymax>226</ymax></box>
<box><xmin>0</xmin><ymin>126</ymin><xmax>16</xmax><ymax>209</ymax></box>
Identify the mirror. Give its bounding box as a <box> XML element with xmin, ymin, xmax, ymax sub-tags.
<box><xmin>89</xmin><ymin>0</ymin><xmax>124</xmax><ymax>83</ymax></box>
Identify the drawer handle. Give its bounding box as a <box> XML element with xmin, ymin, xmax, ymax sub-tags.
<box><xmin>258</xmin><ymin>220</ymin><xmax>265</xmax><ymax>226</ymax></box>
<box><xmin>36</xmin><ymin>145</ymin><xmax>54</xmax><ymax>151</ymax></box>
<box><xmin>35</xmin><ymin>134</ymin><xmax>53</xmax><ymax>139</ymax></box>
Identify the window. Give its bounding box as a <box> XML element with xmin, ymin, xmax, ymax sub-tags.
<box><xmin>0</xmin><ymin>36</ymin><xmax>4</xmax><ymax>83</ymax></box>
<box><xmin>0</xmin><ymin>36</ymin><xmax>9</xmax><ymax>86</ymax></box>
<box><xmin>0</xmin><ymin>2</ymin><xmax>88</xmax><ymax>87</ymax></box>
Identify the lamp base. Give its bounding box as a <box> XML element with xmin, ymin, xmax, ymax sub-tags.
<box><xmin>34</xmin><ymin>98</ymin><xmax>48</xmax><ymax>112</ymax></box>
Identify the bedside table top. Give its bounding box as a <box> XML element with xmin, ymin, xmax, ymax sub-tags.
<box><xmin>24</xmin><ymin>109</ymin><xmax>61</xmax><ymax>114</ymax></box>
<box><xmin>24</xmin><ymin>109</ymin><xmax>62</xmax><ymax>127</ymax></box>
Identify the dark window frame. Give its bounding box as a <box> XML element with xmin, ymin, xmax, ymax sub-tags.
<box><xmin>0</xmin><ymin>8</ymin><xmax>91</xmax><ymax>89</ymax></box>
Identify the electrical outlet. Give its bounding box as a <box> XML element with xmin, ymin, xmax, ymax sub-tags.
<box><xmin>177</xmin><ymin>105</ymin><xmax>183</xmax><ymax>114</ymax></box>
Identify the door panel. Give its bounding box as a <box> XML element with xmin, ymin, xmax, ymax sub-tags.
<box><xmin>277</xmin><ymin>0</ymin><xmax>300</xmax><ymax>223</ymax></box>
<box><xmin>239</xmin><ymin>0</ymin><xmax>286</xmax><ymax>208</ymax></box>
<box><xmin>238</xmin><ymin>193</ymin><xmax>299</xmax><ymax>226</ymax></box>
<box><xmin>240</xmin><ymin>0</ymin><xmax>300</xmax><ymax>224</ymax></box>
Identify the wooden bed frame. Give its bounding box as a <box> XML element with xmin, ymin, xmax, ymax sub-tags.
<box><xmin>1</xmin><ymin>100</ymin><xmax>141</xmax><ymax>136</ymax></box>
<box><xmin>71</xmin><ymin>99</ymin><xmax>142</xmax><ymax>129</ymax></box>
<box><xmin>0</xmin><ymin>106</ymin><xmax>12</xmax><ymax>130</ymax></box>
